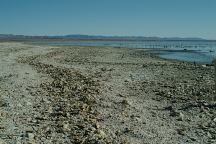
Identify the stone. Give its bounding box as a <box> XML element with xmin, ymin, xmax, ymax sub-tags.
<box><xmin>207</xmin><ymin>132</ymin><xmax>212</xmax><ymax>138</ymax></box>
<box><xmin>0</xmin><ymin>101</ymin><xmax>7</xmax><ymax>107</ymax></box>
<box><xmin>135</xmin><ymin>117</ymin><xmax>142</xmax><ymax>122</ymax></box>
<box><xmin>0</xmin><ymin>139</ymin><xmax>6</xmax><ymax>144</ymax></box>
<box><xmin>95</xmin><ymin>122</ymin><xmax>100</xmax><ymax>129</ymax></box>
<box><xmin>124</xmin><ymin>79</ymin><xmax>131</xmax><ymax>83</ymax></box>
<box><xmin>118</xmin><ymin>94</ymin><xmax>125</xmax><ymax>97</ymax></box>
<box><xmin>17</xmin><ymin>103</ymin><xmax>22</xmax><ymax>107</ymax></box>
<box><xmin>0</xmin><ymin>111</ymin><xmax>7</xmax><ymax>117</ymax></box>
<box><xmin>63</xmin><ymin>123</ymin><xmax>70</xmax><ymax>131</ymax></box>
<box><xmin>177</xmin><ymin>112</ymin><xmax>184</xmax><ymax>121</ymax></box>
<box><xmin>26</xmin><ymin>127</ymin><xmax>34</xmax><ymax>133</ymax></box>
<box><xmin>115</xmin><ymin>130</ymin><xmax>121</xmax><ymax>136</ymax></box>
<box><xmin>121</xmin><ymin>99</ymin><xmax>131</xmax><ymax>106</ymax></box>
<box><xmin>48</xmin><ymin>107</ymin><xmax>53</xmax><ymax>113</ymax></box>
<box><xmin>26</xmin><ymin>101</ymin><xmax>32</xmax><ymax>106</ymax></box>
<box><xmin>97</xmin><ymin>130</ymin><xmax>107</xmax><ymax>139</ymax></box>
<box><xmin>101</xmin><ymin>67</ymin><xmax>107</xmax><ymax>71</ymax></box>
<box><xmin>170</xmin><ymin>110</ymin><xmax>180</xmax><ymax>117</ymax></box>
<box><xmin>176</xmin><ymin>128</ymin><xmax>185</xmax><ymax>135</ymax></box>
<box><xmin>124</xmin><ymin>127</ymin><xmax>132</xmax><ymax>133</ymax></box>
<box><xmin>27</xmin><ymin>133</ymin><xmax>35</xmax><ymax>140</ymax></box>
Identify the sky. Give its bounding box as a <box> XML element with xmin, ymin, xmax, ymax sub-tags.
<box><xmin>0</xmin><ymin>0</ymin><xmax>216</xmax><ymax>39</ymax></box>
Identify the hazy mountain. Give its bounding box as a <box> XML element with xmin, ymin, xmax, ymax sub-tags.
<box><xmin>0</xmin><ymin>34</ymin><xmax>208</xmax><ymax>41</ymax></box>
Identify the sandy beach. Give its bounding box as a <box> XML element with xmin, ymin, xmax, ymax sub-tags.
<box><xmin>0</xmin><ymin>42</ymin><xmax>216</xmax><ymax>143</ymax></box>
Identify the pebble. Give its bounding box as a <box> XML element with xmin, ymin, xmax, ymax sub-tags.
<box><xmin>97</xmin><ymin>130</ymin><xmax>107</xmax><ymax>139</ymax></box>
<box><xmin>48</xmin><ymin>107</ymin><xmax>53</xmax><ymax>113</ymax></box>
<box><xmin>101</xmin><ymin>67</ymin><xmax>107</xmax><ymax>71</ymax></box>
<box><xmin>122</xmin><ymin>99</ymin><xmax>131</xmax><ymax>106</ymax></box>
<box><xmin>26</xmin><ymin>127</ymin><xmax>34</xmax><ymax>133</ymax></box>
<box><xmin>95</xmin><ymin>122</ymin><xmax>100</xmax><ymax>129</ymax></box>
<box><xmin>63</xmin><ymin>123</ymin><xmax>70</xmax><ymax>131</ymax></box>
<box><xmin>124</xmin><ymin>79</ymin><xmax>131</xmax><ymax>83</ymax></box>
<box><xmin>27</xmin><ymin>133</ymin><xmax>35</xmax><ymax>139</ymax></box>
<box><xmin>170</xmin><ymin>109</ymin><xmax>181</xmax><ymax>117</ymax></box>
<box><xmin>0</xmin><ymin>101</ymin><xmax>7</xmax><ymax>107</ymax></box>
<box><xmin>150</xmin><ymin>111</ymin><xmax>157</xmax><ymax>117</ymax></box>
<box><xmin>0</xmin><ymin>139</ymin><xmax>6</xmax><ymax>144</ymax></box>
<box><xmin>207</xmin><ymin>132</ymin><xmax>212</xmax><ymax>138</ymax></box>
<box><xmin>26</xmin><ymin>101</ymin><xmax>32</xmax><ymax>106</ymax></box>
<box><xmin>124</xmin><ymin>127</ymin><xmax>132</xmax><ymax>133</ymax></box>
<box><xmin>176</xmin><ymin>128</ymin><xmax>185</xmax><ymax>135</ymax></box>
<box><xmin>17</xmin><ymin>103</ymin><xmax>22</xmax><ymax>107</ymax></box>
<box><xmin>177</xmin><ymin>112</ymin><xmax>184</xmax><ymax>121</ymax></box>
<box><xmin>0</xmin><ymin>111</ymin><xmax>7</xmax><ymax>117</ymax></box>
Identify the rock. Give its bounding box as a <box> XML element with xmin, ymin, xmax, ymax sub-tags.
<box><xmin>176</xmin><ymin>128</ymin><xmax>185</xmax><ymax>135</ymax></box>
<box><xmin>101</xmin><ymin>67</ymin><xmax>107</xmax><ymax>71</ymax></box>
<box><xmin>26</xmin><ymin>127</ymin><xmax>34</xmax><ymax>133</ymax></box>
<box><xmin>63</xmin><ymin>123</ymin><xmax>70</xmax><ymax>131</ymax></box>
<box><xmin>48</xmin><ymin>107</ymin><xmax>53</xmax><ymax>113</ymax></box>
<box><xmin>26</xmin><ymin>101</ymin><xmax>32</xmax><ymax>106</ymax></box>
<box><xmin>27</xmin><ymin>133</ymin><xmax>35</xmax><ymax>140</ymax></box>
<box><xmin>170</xmin><ymin>109</ymin><xmax>181</xmax><ymax>117</ymax></box>
<box><xmin>135</xmin><ymin>117</ymin><xmax>142</xmax><ymax>122</ymax></box>
<box><xmin>190</xmin><ymin>137</ymin><xmax>196</xmax><ymax>141</ymax></box>
<box><xmin>17</xmin><ymin>103</ymin><xmax>22</xmax><ymax>107</ymax></box>
<box><xmin>121</xmin><ymin>99</ymin><xmax>131</xmax><ymax>106</ymax></box>
<box><xmin>45</xmin><ymin>127</ymin><xmax>51</xmax><ymax>133</ymax></box>
<box><xmin>207</xmin><ymin>132</ymin><xmax>212</xmax><ymax>138</ymax></box>
<box><xmin>150</xmin><ymin>111</ymin><xmax>157</xmax><ymax>117</ymax></box>
<box><xmin>115</xmin><ymin>130</ymin><xmax>121</xmax><ymax>136</ymax></box>
<box><xmin>164</xmin><ymin>106</ymin><xmax>173</xmax><ymax>111</ymax></box>
<box><xmin>97</xmin><ymin>130</ymin><xmax>107</xmax><ymax>139</ymax></box>
<box><xmin>0</xmin><ymin>111</ymin><xmax>7</xmax><ymax>117</ymax></box>
<box><xmin>213</xmin><ymin>118</ymin><xmax>216</xmax><ymax>123</ymax></box>
<box><xmin>118</xmin><ymin>94</ymin><xmax>125</xmax><ymax>97</ymax></box>
<box><xmin>124</xmin><ymin>79</ymin><xmax>131</xmax><ymax>83</ymax></box>
<box><xmin>0</xmin><ymin>100</ymin><xmax>7</xmax><ymax>107</ymax></box>
<box><xmin>124</xmin><ymin>127</ymin><xmax>132</xmax><ymax>133</ymax></box>
<box><xmin>0</xmin><ymin>139</ymin><xmax>6</xmax><ymax>144</ymax></box>
<box><xmin>177</xmin><ymin>112</ymin><xmax>184</xmax><ymax>121</ymax></box>
<box><xmin>66</xmin><ymin>112</ymin><xmax>70</xmax><ymax>117</ymax></box>
<box><xmin>94</xmin><ymin>122</ymin><xmax>100</xmax><ymax>129</ymax></box>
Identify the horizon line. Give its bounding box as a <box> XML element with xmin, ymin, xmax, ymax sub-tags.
<box><xmin>1</xmin><ymin>33</ymin><xmax>214</xmax><ymax>40</ymax></box>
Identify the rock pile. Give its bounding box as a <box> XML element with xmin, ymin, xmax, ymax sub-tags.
<box><xmin>18</xmin><ymin>55</ymin><xmax>110</xmax><ymax>143</ymax></box>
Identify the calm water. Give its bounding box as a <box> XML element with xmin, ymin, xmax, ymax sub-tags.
<box><xmin>48</xmin><ymin>40</ymin><xmax>216</xmax><ymax>64</ymax></box>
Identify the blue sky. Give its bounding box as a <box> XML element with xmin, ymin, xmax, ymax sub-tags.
<box><xmin>0</xmin><ymin>0</ymin><xmax>215</xmax><ymax>39</ymax></box>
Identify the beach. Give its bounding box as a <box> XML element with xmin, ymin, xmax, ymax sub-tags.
<box><xmin>0</xmin><ymin>42</ymin><xmax>216</xmax><ymax>143</ymax></box>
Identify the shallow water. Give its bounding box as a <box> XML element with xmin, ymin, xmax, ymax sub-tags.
<box><xmin>47</xmin><ymin>40</ymin><xmax>216</xmax><ymax>64</ymax></box>
<box><xmin>150</xmin><ymin>49</ymin><xmax>215</xmax><ymax>64</ymax></box>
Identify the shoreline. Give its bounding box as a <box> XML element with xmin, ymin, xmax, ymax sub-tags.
<box><xmin>27</xmin><ymin>40</ymin><xmax>215</xmax><ymax>65</ymax></box>
<box><xmin>0</xmin><ymin>42</ymin><xmax>216</xmax><ymax>143</ymax></box>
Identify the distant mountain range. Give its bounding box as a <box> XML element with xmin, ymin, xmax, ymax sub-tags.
<box><xmin>0</xmin><ymin>34</ymin><xmax>209</xmax><ymax>41</ymax></box>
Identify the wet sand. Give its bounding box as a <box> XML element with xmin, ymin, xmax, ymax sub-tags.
<box><xmin>0</xmin><ymin>42</ymin><xmax>216</xmax><ymax>143</ymax></box>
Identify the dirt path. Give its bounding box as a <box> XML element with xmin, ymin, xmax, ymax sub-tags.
<box><xmin>0</xmin><ymin>42</ymin><xmax>216</xmax><ymax>143</ymax></box>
